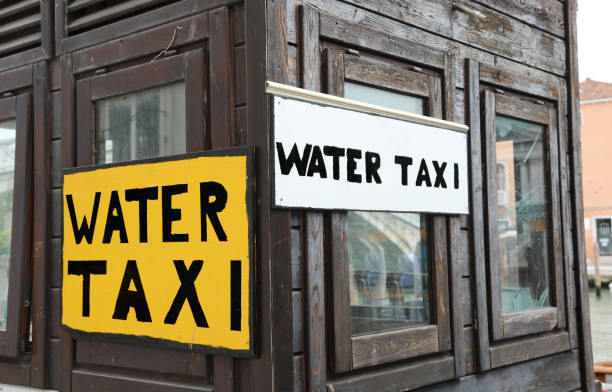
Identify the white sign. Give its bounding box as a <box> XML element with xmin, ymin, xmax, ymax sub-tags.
<box><xmin>269</xmin><ymin>84</ymin><xmax>469</xmax><ymax>215</ymax></box>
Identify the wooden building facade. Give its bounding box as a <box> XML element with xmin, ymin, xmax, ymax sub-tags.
<box><xmin>0</xmin><ymin>0</ymin><xmax>593</xmax><ymax>391</ymax></box>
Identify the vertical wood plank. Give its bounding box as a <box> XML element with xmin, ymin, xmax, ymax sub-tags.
<box><xmin>566</xmin><ymin>1</ymin><xmax>594</xmax><ymax>390</ymax></box>
<box><xmin>445</xmin><ymin>51</ymin><xmax>466</xmax><ymax>377</ymax></box>
<box><xmin>465</xmin><ymin>59</ymin><xmax>490</xmax><ymax>371</ymax></box>
<box><xmin>305</xmin><ymin>213</ymin><xmax>326</xmax><ymax>391</ymax></box>
<box><xmin>558</xmin><ymin>81</ymin><xmax>578</xmax><ymax>349</ymax></box>
<box><xmin>481</xmin><ymin>90</ymin><xmax>502</xmax><ymax>341</ymax></box>
<box><xmin>324</xmin><ymin>48</ymin><xmax>351</xmax><ymax>374</ymax></box>
<box><xmin>75</xmin><ymin>78</ymin><xmax>93</xmax><ymax>166</ymax></box>
<box><xmin>60</xmin><ymin>54</ymin><xmax>75</xmax><ymax>392</ymax></box>
<box><xmin>240</xmin><ymin>0</ymin><xmax>292</xmax><ymax>390</ymax></box>
<box><xmin>300</xmin><ymin>6</ymin><xmax>326</xmax><ymax>390</ymax></box>
<box><xmin>209</xmin><ymin>7</ymin><xmax>234</xmax><ymax>148</ymax></box>
<box><xmin>548</xmin><ymin>104</ymin><xmax>567</xmax><ymax>330</ymax></box>
<box><xmin>434</xmin><ymin>216</ymin><xmax>451</xmax><ymax>352</ymax></box>
<box><xmin>185</xmin><ymin>49</ymin><xmax>206</xmax><ymax>152</ymax></box>
<box><xmin>210</xmin><ymin>11</ymin><xmax>236</xmax><ymax>391</ymax></box>
<box><xmin>30</xmin><ymin>63</ymin><xmax>49</xmax><ymax>388</ymax></box>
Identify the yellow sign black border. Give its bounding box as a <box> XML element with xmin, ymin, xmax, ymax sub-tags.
<box><xmin>60</xmin><ymin>147</ymin><xmax>256</xmax><ymax>358</ymax></box>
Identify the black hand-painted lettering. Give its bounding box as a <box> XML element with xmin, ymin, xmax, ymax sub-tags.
<box><xmin>347</xmin><ymin>148</ymin><xmax>362</xmax><ymax>183</ymax></box>
<box><xmin>68</xmin><ymin>260</ymin><xmax>107</xmax><ymax>317</ymax></box>
<box><xmin>394</xmin><ymin>156</ymin><xmax>413</xmax><ymax>186</ymax></box>
<box><xmin>164</xmin><ymin>260</ymin><xmax>208</xmax><ymax>327</ymax></box>
<box><xmin>200</xmin><ymin>182</ymin><xmax>228</xmax><ymax>241</ymax></box>
<box><xmin>323</xmin><ymin>146</ymin><xmax>345</xmax><ymax>180</ymax></box>
<box><xmin>162</xmin><ymin>184</ymin><xmax>189</xmax><ymax>242</ymax></box>
<box><xmin>102</xmin><ymin>190</ymin><xmax>128</xmax><ymax>243</ymax></box>
<box><xmin>66</xmin><ymin>192</ymin><xmax>101</xmax><ymax>244</ymax></box>
<box><xmin>112</xmin><ymin>260</ymin><xmax>152</xmax><ymax>322</ymax></box>
<box><xmin>125</xmin><ymin>187</ymin><xmax>158</xmax><ymax>243</ymax></box>
<box><xmin>306</xmin><ymin>145</ymin><xmax>327</xmax><ymax>178</ymax></box>
<box><xmin>231</xmin><ymin>260</ymin><xmax>241</xmax><ymax>331</ymax></box>
<box><xmin>432</xmin><ymin>161</ymin><xmax>448</xmax><ymax>188</ymax></box>
<box><xmin>276</xmin><ymin>142</ymin><xmax>312</xmax><ymax>176</ymax></box>
<box><xmin>365</xmin><ymin>151</ymin><xmax>382</xmax><ymax>184</ymax></box>
<box><xmin>415</xmin><ymin>159</ymin><xmax>432</xmax><ymax>187</ymax></box>
<box><xmin>454</xmin><ymin>163</ymin><xmax>459</xmax><ymax>189</ymax></box>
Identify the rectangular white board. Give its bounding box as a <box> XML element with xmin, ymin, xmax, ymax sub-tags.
<box><xmin>271</xmin><ymin>93</ymin><xmax>469</xmax><ymax>215</ymax></box>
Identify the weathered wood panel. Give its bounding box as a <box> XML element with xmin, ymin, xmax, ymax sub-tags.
<box><xmin>75</xmin><ymin>341</ymin><xmax>209</xmax><ymax>378</ymax></box>
<box><xmin>462</xmin><ymin>278</ymin><xmax>473</xmax><ymax>326</ymax></box>
<box><xmin>71</xmin><ymin>370</ymin><xmax>213</xmax><ymax>392</ymax></box>
<box><xmin>352</xmin><ymin>326</ymin><xmax>439</xmax><ymax>369</ymax></box>
<box><xmin>471</xmin><ymin>0</ymin><xmax>564</xmax><ymax>37</ymax></box>
<box><xmin>417</xmin><ymin>350</ymin><xmax>581</xmax><ymax>392</ymax></box>
<box><xmin>501</xmin><ymin>307</ymin><xmax>557</xmax><ymax>339</ymax></box>
<box><xmin>489</xmin><ymin>332</ymin><xmax>570</xmax><ymax>369</ymax></box>
<box><xmin>293</xmin><ymin>291</ymin><xmax>304</xmax><ymax>353</ymax></box>
<box><xmin>291</xmin><ymin>228</ymin><xmax>303</xmax><ymax>290</ymax></box>
<box><xmin>327</xmin><ymin>356</ymin><xmax>454</xmax><ymax>392</ymax></box>
<box><xmin>287</xmin><ymin>0</ymin><xmax>565</xmax><ymax>76</ymax></box>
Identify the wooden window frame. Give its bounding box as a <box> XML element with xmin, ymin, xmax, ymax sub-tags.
<box><xmin>481</xmin><ymin>90</ymin><xmax>566</xmax><ymax>342</ymax></box>
<box><xmin>327</xmin><ymin>52</ymin><xmax>451</xmax><ymax>372</ymax></box>
<box><xmin>75</xmin><ymin>49</ymin><xmax>206</xmax><ymax>166</ymax></box>
<box><xmin>0</xmin><ymin>93</ymin><xmax>33</xmax><ymax>359</ymax></box>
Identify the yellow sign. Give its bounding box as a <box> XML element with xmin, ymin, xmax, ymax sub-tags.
<box><xmin>62</xmin><ymin>148</ymin><xmax>254</xmax><ymax>356</ymax></box>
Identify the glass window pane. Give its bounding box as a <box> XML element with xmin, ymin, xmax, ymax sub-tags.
<box><xmin>597</xmin><ymin>219</ymin><xmax>612</xmax><ymax>255</ymax></box>
<box><xmin>344</xmin><ymin>82</ymin><xmax>424</xmax><ymax>115</ymax></box>
<box><xmin>0</xmin><ymin>119</ymin><xmax>16</xmax><ymax>331</ymax></box>
<box><xmin>95</xmin><ymin>82</ymin><xmax>186</xmax><ymax>164</ymax></box>
<box><xmin>495</xmin><ymin>115</ymin><xmax>551</xmax><ymax>313</ymax></box>
<box><xmin>344</xmin><ymin>81</ymin><xmax>430</xmax><ymax>336</ymax></box>
<box><xmin>348</xmin><ymin>213</ymin><xmax>430</xmax><ymax>335</ymax></box>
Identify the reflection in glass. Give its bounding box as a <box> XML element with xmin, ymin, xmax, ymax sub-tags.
<box><xmin>348</xmin><ymin>213</ymin><xmax>430</xmax><ymax>335</ymax></box>
<box><xmin>95</xmin><ymin>82</ymin><xmax>186</xmax><ymax>164</ymax></box>
<box><xmin>0</xmin><ymin>119</ymin><xmax>16</xmax><ymax>331</ymax></box>
<box><xmin>495</xmin><ymin>115</ymin><xmax>551</xmax><ymax>313</ymax></box>
<box><xmin>344</xmin><ymin>81</ymin><xmax>430</xmax><ymax>336</ymax></box>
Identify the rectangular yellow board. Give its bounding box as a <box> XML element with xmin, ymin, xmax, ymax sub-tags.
<box><xmin>62</xmin><ymin>148</ymin><xmax>254</xmax><ymax>357</ymax></box>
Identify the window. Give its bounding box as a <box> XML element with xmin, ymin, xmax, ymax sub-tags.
<box><xmin>76</xmin><ymin>50</ymin><xmax>205</xmax><ymax>166</ymax></box>
<box><xmin>482</xmin><ymin>90</ymin><xmax>567</xmax><ymax>342</ymax></box>
<box><xmin>95</xmin><ymin>82</ymin><xmax>186</xmax><ymax>164</ymax></box>
<box><xmin>343</xmin><ymin>84</ymin><xmax>431</xmax><ymax>336</ymax></box>
<box><xmin>596</xmin><ymin>218</ymin><xmax>612</xmax><ymax>255</ymax></box>
<box><xmin>328</xmin><ymin>51</ymin><xmax>450</xmax><ymax>372</ymax></box>
<box><xmin>0</xmin><ymin>119</ymin><xmax>16</xmax><ymax>331</ymax></box>
<box><xmin>0</xmin><ymin>94</ymin><xmax>32</xmax><ymax>358</ymax></box>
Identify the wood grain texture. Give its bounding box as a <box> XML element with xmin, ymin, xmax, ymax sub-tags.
<box><xmin>566</xmin><ymin>1</ymin><xmax>594</xmax><ymax>390</ymax></box>
<box><xmin>465</xmin><ymin>59</ymin><xmax>490</xmax><ymax>371</ymax></box>
<box><xmin>327</xmin><ymin>355</ymin><xmax>454</xmax><ymax>392</ymax></box>
<box><xmin>185</xmin><ymin>49</ymin><xmax>207</xmax><ymax>152</ymax></box>
<box><xmin>547</xmin><ymin>104</ymin><xmax>567</xmax><ymax>330</ymax></box>
<box><xmin>501</xmin><ymin>307</ymin><xmax>558</xmax><ymax>339</ymax></box>
<box><xmin>343</xmin><ymin>55</ymin><xmax>429</xmax><ymax>98</ymax></box>
<box><xmin>30</xmin><ymin>63</ymin><xmax>49</xmax><ymax>388</ymax></box>
<box><xmin>293</xmin><ymin>291</ymin><xmax>304</xmax><ymax>354</ymax></box>
<box><xmin>558</xmin><ymin>81</ymin><xmax>579</xmax><ymax>349</ymax></box>
<box><xmin>462</xmin><ymin>277</ymin><xmax>473</xmax><ymax>327</ymax></box>
<box><xmin>71</xmin><ymin>14</ymin><xmax>209</xmax><ymax>73</ymax></box>
<box><xmin>76</xmin><ymin>341</ymin><xmax>209</xmax><ymax>378</ymax></box>
<box><xmin>495</xmin><ymin>93</ymin><xmax>550</xmax><ymax>124</ymax></box>
<box><xmin>489</xmin><ymin>331</ymin><xmax>570</xmax><ymax>368</ymax></box>
<box><xmin>71</xmin><ymin>369</ymin><xmax>213</xmax><ymax>392</ymax></box>
<box><xmin>324</xmin><ymin>48</ymin><xmax>351</xmax><ymax>374</ymax></box>
<box><xmin>291</xmin><ymin>228</ymin><xmax>303</xmax><ymax>290</ymax></box>
<box><xmin>434</xmin><ymin>216</ymin><xmax>452</xmax><ymax>352</ymax></box>
<box><xmin>304</xmin><ymin>212</ymin><xmax>326</xmax><ymax>391</ymax></box>
<box><xmin>287</xmin><ymin>0</ymin><xmax>565</xmax><ymax>76</ymax></box>
<box><xmin>210</xmin><ymin>7</ymin><xmax>235</xmax><ymax>148</ymax></box>
<box><xmin>472</xmin><ymin>0</ymin><xmax>564</xmax><ymax>37</ymax></box>
<box><xmin>417</xmin><ymin>350</ymin><xmax>580</xmax><ymax>392</ymax></box>
<box><xmin>481</xmin><ymin>90</ymin><xmax>502</xmax><ymax>342</ymax></box>
<box><xmin>351</xmin><ymin>326</ymin><xmax>439</xmax><ymax>369</ymax></box>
